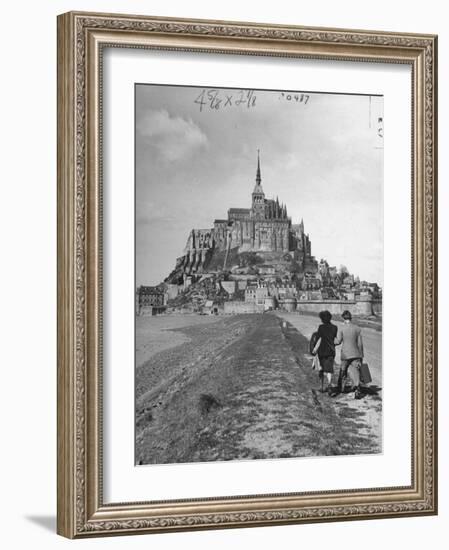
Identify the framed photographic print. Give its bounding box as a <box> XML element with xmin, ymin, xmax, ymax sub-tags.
<box><xmin>57</xmin><ymin>11</ymin><xmax>438</xmax><ymax>538</ymax></box>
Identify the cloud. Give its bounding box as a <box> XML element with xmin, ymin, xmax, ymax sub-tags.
<box><xmin>137</xmin><ymin>109</ymin><xmax>208</xmax><ymax>162</ymax></box>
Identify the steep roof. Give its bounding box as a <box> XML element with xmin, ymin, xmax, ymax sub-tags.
<box><xmin>228</xmin><ymin>208</ymin><xmax>251</xmax><ymax>214</ymax></box>
<box><xmin>139</xmin><ymin>286</ymin><xmax>163</xmax><ymax>295</ymax></box>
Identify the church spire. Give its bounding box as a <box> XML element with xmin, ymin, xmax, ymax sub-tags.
<box><xmin>252</xmin><ymin>150</ymin><xmax>264</xmax><ymax>196</ymax></box>
<box><xmin>256</xmin><ymin>149</ymin><xmax>261</xmax><ymax>185</ymax></box>
<box><xmin>252</xmin><ymin>150</ymin><xmax>265</xmax><ymax>218</ymax></box>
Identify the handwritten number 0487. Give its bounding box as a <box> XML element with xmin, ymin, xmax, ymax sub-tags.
<box><xmin>280</xmin><ymin>92</ymin><xmax>309</xmax><ymax>104</ymax></box>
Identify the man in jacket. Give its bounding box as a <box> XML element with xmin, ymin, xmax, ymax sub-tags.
<box><xmin>333</xmin><ymin>310</ymin><xmax>364</xmax><ymax>399</ymax></box>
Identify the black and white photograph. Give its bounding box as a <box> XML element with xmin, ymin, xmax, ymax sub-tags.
<box><xmin>1</xmin><ymin>0</ymin><xmax>442</xmax><ymax>545</ymax></box>
<box><xmin>135</xmin><ymin>83</ymin><xmax>383</xmax><ymax>466</ymax></box>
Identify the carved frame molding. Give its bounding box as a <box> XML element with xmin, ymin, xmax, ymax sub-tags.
<box><xmin>57</xmin><ymin>11</ymin><xmax>437</xmax><ymax>538</ymax></box>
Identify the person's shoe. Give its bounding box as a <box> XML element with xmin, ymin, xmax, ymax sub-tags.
<box><xmin>354</xmin><ymin>387</ymin><xmax>363</xmax><ymax>399</ymax></box>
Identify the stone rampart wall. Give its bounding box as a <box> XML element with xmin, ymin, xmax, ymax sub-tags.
<box><xmin>295</xmin><ymin>299</ymin><xmax>375</xmax><ymax>316</ymax></box>
<box><xmin>224</xmin><ymin>301</ymin><xmax>264</xmax><ymax>314</ymax></box>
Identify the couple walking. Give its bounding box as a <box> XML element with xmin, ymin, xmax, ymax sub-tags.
<box><xmin>312</xmin><ymin>309</ymin><xmax>364</xmax><ymax>399</ymax></box>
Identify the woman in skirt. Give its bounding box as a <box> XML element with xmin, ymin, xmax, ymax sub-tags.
<box><xmin>312</xmin><ymin>310</ymin><xmax>338</xmax><ymax>392</ymax></box>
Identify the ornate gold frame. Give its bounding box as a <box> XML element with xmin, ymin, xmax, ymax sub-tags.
<box><xmin>57</xmin><ymin>11</ymin><xmax>438</xmax><ymax>538</ymax></box>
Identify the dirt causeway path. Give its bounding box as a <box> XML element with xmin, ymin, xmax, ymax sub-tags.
<box><xmin>136</xmin><ymin>313</ymin><xmax>382</xmax><ymax>465</ymax></box>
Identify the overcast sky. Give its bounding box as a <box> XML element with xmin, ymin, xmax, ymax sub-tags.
<box><xmin>136</xmin><ymin>84</ymin><xmax>383</xmax><ymax>287</ymax></box>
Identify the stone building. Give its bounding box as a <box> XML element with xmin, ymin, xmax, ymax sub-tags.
<box><xmin>169</xmin><ymin>152</ymin><xmax>317</xmax><ymax>280</ymax></box>
<box><xmin>136</xmin><ymin>286</ymin><xmax>166</xmax><ymax>315</ymax></box>
<box><xmin>245</xmin><ymin>282</ymin><xmax>269</xmax><ymax>305</ymax></box>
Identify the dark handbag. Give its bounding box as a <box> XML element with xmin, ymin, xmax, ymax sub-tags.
<box><xmin>360</xmin><ymin>362</ymin><xmax>372</xmax><ymax>384</ymax></box>
<box><xmin>309</xmin><ymin>331</ymin><xmax>319</xmax><ymax>355</ymax></box>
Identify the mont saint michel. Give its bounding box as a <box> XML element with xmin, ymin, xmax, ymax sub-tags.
<box><xmin>137</xmin><ymin>154</ymin><xmax>381</xmax><ymax>317</ymax></box>
<box><xmin>135</xmin><ymin>84</ymin><xmax>383</xmax><ymax>466</ymax></box>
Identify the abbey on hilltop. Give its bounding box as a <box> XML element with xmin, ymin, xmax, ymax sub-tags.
<box><xmin>168</xmin><ymin>152</ymin><xmax>318</xmax><ymax>280</ymax></box>
<box><xmin>136</xmin><ymin>152</ymin><xmax>382</xmax><ymax>316</ymax></box>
